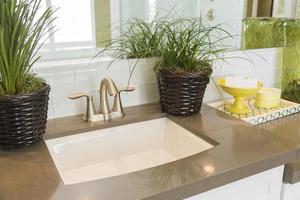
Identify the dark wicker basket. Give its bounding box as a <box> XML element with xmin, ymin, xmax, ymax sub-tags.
<box><xmin>0</xmin><ymin>84</ymin><xmax>50</xmax><ymax>150</ymax></box>
<box><xmin>156</xmin><ymin>69</ymin><xmax>210</xmax><ymax>116</ymax></box>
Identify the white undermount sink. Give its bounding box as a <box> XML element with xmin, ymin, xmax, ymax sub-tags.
<box><xmin>45</xmin><ymin>118</ymin><xmax>213</xmax><ymax>185</ymax></box>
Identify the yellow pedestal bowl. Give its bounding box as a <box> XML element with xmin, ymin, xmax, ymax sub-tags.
<box><xmin>218</xmin><ymin>78</ymin><xmax>263</xmax><ymax>114</ymax></box>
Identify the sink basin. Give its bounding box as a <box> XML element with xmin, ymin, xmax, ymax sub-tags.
<box><xmin>45</xmin><ymin>118</ymin><xmax>213</xmax><ymax>185</ymax></box>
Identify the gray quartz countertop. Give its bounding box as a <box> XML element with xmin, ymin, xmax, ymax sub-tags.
<box><xmin>0</xmin><ymin>103</ymin><xmax>300</xmax><ymax>200</ymax></box>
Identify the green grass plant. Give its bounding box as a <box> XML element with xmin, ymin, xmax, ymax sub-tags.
<box><xmin>0</xmin><ymin>0</ymin><xmax>55</xmax><ymax>96</ymax></box>
<box><xmin>155</xmin><ymin>18</ymin><xmax>232</xmax><ymax>74</ymax></box>
<box><xmin>98</xmin><ymin>16</ymin><xmax>232</xmax><ymax>80</ymax></box>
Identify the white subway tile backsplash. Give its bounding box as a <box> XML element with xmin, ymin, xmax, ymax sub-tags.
<box><xmin>137</xmin><ymin>84</ymin><xmax>159</xmax><ymax>104</ymax></box>
<box><xmin>116</xmin><ymin>59</ymin><xmax>157</xmax><ymax>87</ymax></box>
<box><xmin>75</xmin><ymin>69</ymin><xmax>97</xmax><ymax>91</ymax></box>
<box><xmin>53</xmin><ymin>92</ymin><xmax>85</xmax><ymax>118</ymax></box>
<box><xmin>121</xmin><ymin>83</ymin><xmax>159</xmax><ymax>107</ymax></box>
<box><xmin>203</xmin><ymin>76</ymin><xmax>231</xmax><ymax>103</ymax></box>
<box><xmin>120</xmin><ymin>89</ymin><xmax>139</xmax><ymax>107</ymax></box>
<box><xmin>90</xmin><ymin>63</ymin><xmax>120</xmax><ymax>86</ymax></box>
<box><xmin>38</xmin><ymin>73</ymin><xmax>55</xmax><ymax>87</ymax></box>
<box><xmin>34</xmin><ymin>48</ymin><xmax>281</xmax><ymax>119</ymax></box>
<box><xmin>133</xmin><ymin>66</ymin><xmax>156</xmax><ymax>86</ymax></box>
<box><xmin>51</xmin><ymin>71</ymin><xmax>76</xmax><ymax>93</ymax></box>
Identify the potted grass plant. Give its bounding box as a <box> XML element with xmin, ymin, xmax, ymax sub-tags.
<box><xmin>99</xmin><ymin>17</ymin><xmax>231</xmax><ymax>115</ymax></box>
<box><xmin>155</xmin><ymin>18</ymin><xmax>231</xmax><ymax>115</ymax></box>
<box><xmin>0</xmin><ymin>0</ymin><xmax>55</xmax><ymax>149</ymax></box>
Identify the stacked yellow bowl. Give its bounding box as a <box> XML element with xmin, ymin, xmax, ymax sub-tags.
<box><xmin>256</xmin><ymin>88</ymin><xmax>281</xmax><ymax>109</ymax></box>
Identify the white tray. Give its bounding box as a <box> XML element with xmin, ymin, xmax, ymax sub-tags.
<box><xmin>207</xmin><ymin>99</ymin><xmax>300</xmax><ymax>125</ymax></box>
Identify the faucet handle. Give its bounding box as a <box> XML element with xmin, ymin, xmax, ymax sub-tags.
<box><xmin>68</xmin><ymin>93</ymin><xmax>90</xmax><ymax>100</ymax></box>
<box><xmin>68</xmin><ymin>93</ymin><xmax>96</xmax><ymax>122</ymax></box>
<box><xmin>118</xmin><ymin>86</ymin><xmax>135</xmax><ymax>93</ymax></box>
<box><xmin>108</xmin><ymin>86</ymin><xmax>135</xmax><ymax>116</ymax></box>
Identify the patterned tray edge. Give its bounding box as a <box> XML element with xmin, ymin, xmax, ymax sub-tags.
<box><xmin>207</xmin><ymin>99</ymin><xmax>300</xmax><ymax>125</ymax></box>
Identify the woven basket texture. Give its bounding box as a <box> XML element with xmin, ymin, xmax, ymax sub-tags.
<box><xmin>156</xmin><ymin>69</ymin><xmax>210</xmax><ymax>116</ymax></box>
<box><xmin>0</xmin><ymin>84</ymin><xmax>50</xmax><ymax>150</ymax></box>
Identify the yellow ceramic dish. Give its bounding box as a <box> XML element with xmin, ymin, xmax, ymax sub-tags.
<box><xmin>218</xmin><ymin>78</ymin><xmax>263</xmax><ymax>114</ymax></box>
<box><xmin>256</xmin><ymin>88</ymin><xmax>281</xmax><ymax>109</ymax></box>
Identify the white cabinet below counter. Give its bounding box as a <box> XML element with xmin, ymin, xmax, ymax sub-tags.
<box><xmin>281</xmin><ymin>182</ymin><xmax>300</xmax><ymax>200</ymax></box>
<box><xmin>185</xmin><ymin>165</ymin><xmax>284</xmax><ymax>200</ymax></box>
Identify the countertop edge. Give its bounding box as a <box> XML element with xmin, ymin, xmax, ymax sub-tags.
<box><xmin>143</xmin><ymin>149</ymin><xmax>298</xmax><ymax>200</ymax></box>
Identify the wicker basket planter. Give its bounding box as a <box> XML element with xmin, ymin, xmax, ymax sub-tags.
<box><xmin>0</xmin><ymin>84</ymin><xmax>50</xmax><ymax>150</ymax></box>
<box><xmin>156</xmin><ymin>69</ymin><xmax>210</xmax><ymax>116</ymax></box>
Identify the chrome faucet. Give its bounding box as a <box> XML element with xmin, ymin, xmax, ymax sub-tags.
<box><xmin>69</xmin><ymin>77</ymin><xmax>134</xmax><ymax>122</ymax></box>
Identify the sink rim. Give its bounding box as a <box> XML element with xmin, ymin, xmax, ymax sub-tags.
<box><xmin>45</xmin><ymin>117</ymin><xmax>218</xmax><ymax>185</ymax></box>
<box><xmin>44</xmin><ymin>116</ymin><xmax>219</xmax><ymax>145</ymax></box>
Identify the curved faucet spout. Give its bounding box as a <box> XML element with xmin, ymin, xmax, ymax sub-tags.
<box><xmin>99</xmin><ymin>77</ymin><xmax>123</xmax><ymax>119</ymax></box>
<box><xmin>100</xmin><ymin>78</ymin><xmax>118</xmax><ymax>96</ymax></box>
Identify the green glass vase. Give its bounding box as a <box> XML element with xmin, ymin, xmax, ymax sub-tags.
<box><xmin>242</xmin><ymin>17</ymin><xmax>284</xmax><ymax>49</ymax></box>
<box><xmin>282</xmin><ymin>19</ymin><xmax>300</xmax><ymax>103</ymax></box>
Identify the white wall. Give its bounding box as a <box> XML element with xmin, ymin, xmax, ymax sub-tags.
<box><xmin>33</xmin><ymin>48</ymin><xmax>282</xmax><ymax>119</ymax></box>
<box><xmin>198</xmin><ymin>0</ymin><xmax>245</xmax><ymax>49</ymax></box>
<box><xmin>120</xmin><ymin>0</ymin><xmax>245</xmax><ymax>49</ymax></box>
